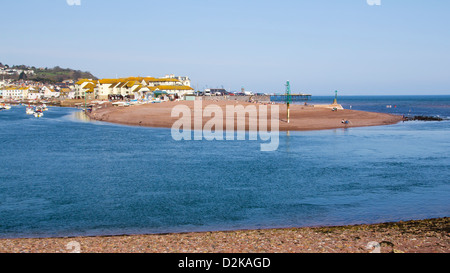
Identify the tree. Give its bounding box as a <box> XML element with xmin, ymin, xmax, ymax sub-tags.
<box><xmin>73</xmin><ymin>70</ymin><xmax>82</xmax><ymax>80</ymax></box>
<box><xmin>56</xmin><ymin>75</ymin><xmax>65</xmax><ymax>82</ymax></box>
<box><xmin>19</xmin><ymin>71</ymin><xmax>27</xmax><ymax>80</ymax></box>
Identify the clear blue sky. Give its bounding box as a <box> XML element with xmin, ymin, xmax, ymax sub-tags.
<box><xmin>1</xmin><ymin>0</ymin><xmax>449</xmax><ymax>95</ymax></box>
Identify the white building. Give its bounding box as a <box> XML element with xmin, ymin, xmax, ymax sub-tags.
<box><xmin>1</xmin><ymin>86</ymin><xmax>30</xmax><ymax>100</ymax></box>
<box><xmin>42</xmin><ymin>86</ymin><xmax>60</xmax><ymax>98</ymax></box>
<box><xmin>0</xmin><ymin>68</ymin><xmax>34</xmax><ymax>76</ymax></box>
<box><xmin>27</xmin><ymin>88</ymin><xmax>43</xmax><ymax>100</ymax></box>
<box><xmin>75</xmin><ymin>76</ymin><xmax>193</xmax><ymax>100</ymax></box>
<box><xmin>74</xmin><ymin>79</ymin><xmax>96</xmax><ymax>99</ymax></box>
<box><xmin>59</xmin><ymin>88</ymin><xmax>74</xmax><ymax>99</ymax></box>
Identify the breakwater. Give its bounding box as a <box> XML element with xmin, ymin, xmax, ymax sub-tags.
<box><xmin>404</xmin><ymin>115</ymin><xmax>445</xmax><ymax>121</ymax></box>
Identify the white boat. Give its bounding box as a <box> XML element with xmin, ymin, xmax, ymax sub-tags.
<box><xmin>34</xmin><ymin>112</ymin><xmax>44</xmax><ymax>118</ymax></box>
<box><xmin>26</xmin><ymin>105</ymin><xmax>35</xmax><ymax>115</ymax></box>
<box><xmin>1</xmin><ymin>104</ymin><xmax>11</xmax><ymax>110</ymax></box>
<box><xmin>34</xmin><ymin>107</ymin><xmax>44</xmax><ymax>118</ymax></box>
<box><xmin>112</xmin><ymin>101</ymin><xmax>130</xmax><ymax>107</ymax></box>
<box><xmin>42</xmin><ymin>104</ymin><xmax>48</xmax><ymax>111</ymax></box>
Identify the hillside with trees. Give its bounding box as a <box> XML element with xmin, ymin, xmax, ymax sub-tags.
<box><xmin>0</xmin><ymin>62</ymin><xmax>97</xmax><ymax>83</ymax></box>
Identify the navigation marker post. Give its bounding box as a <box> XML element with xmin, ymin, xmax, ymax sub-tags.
<box><xmin>285</xmin><ymin>81</ymin><xmax>292</xmax><ymax>123</ymax></box>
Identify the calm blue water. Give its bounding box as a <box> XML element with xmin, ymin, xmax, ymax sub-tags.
<box><xmin>0</xmin><ymin>96</ymin><xmax>449</xmax><ymax>238</ymax></box>
<box><xmin>308</xmin><ymin>95</ymin><xmax>450</xmax><ymax>119</ymax></box>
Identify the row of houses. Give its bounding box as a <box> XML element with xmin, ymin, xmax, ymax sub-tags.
<box><xmin>0</xmin><ymin>85</ymin><xmax>71</xmax><ymax>100</ymax></box>
<box><xmin>0</xmin><ymin>74</ymin><xmax>193</xmax><ymax>101</ymax></box>
<box><xmin>75</xmin><ymin>74</ymin><xmax>193</xmax><ymax>100</ymax></box>
<box><xmin>0</xmin><ymin>66</ymin><xmax>35</xmax><ymax>76</ymax></box>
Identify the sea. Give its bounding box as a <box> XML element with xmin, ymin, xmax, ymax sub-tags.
<box><xmin>0</xmin><ymin>95</ymin><xmax>449</xmax><ymax>238</ymax></box>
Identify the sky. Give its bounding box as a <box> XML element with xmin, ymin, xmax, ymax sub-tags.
<box><xmin>1</xmin><ymin>0</ymin><xmax>449</xmax><ymax>95</ymax></box>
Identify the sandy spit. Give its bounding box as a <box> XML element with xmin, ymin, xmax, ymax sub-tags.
<box><xmin>87</xmin><ymin>101</ymin><xmax>403</xmax><ymax>131</ymax></box>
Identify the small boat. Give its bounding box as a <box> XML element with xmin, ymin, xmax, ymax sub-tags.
<box><xmin>34</xmin><ymin>111</ymin><xmax>44</xmax><ymax>118</ymax></box>
<box><xmin>26</xmin><ymin>106</ymin><xmax>35</xmax><ymax>115</ymax></box>
<box><xmin>0</xmin><ymin>103</ymin><xmax>11</xmax><ymax>110</ymax></box>
<box><xmin>112</xmin><ymin>101</ymin><xmax>130</xmax><ymax>107</ymax></box>
<box><xmin>41</xmin><ymin>104</ymin><xmax>48</xmax><ymax>111</ymax></box>
<box><xmin>34</xmin><ymin>107</ymin><xmax>44</xmax><ymax>118</ymax></box>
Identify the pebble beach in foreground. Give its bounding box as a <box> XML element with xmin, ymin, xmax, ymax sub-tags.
<box><xmin>1</xmin><ymin>218</ymin><xmax>447</xmax><ymax>253</ymax></box>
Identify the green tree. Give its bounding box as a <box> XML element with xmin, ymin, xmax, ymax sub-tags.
<box><xmin>19</xmin><ymin>71</ymin><xmax>27</xmax><ymax>80</ymax></box>
<box><xmin>73</xmin><ymin>70</ymin><xmax>82</xmax><ymax>80</ymax></box>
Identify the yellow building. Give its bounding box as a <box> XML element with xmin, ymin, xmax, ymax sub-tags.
<box><xmin>74</xmin><ymin>79</ymin><xmax>96</xmax><ymax>99</ymax></box>
<box><xmin>75</xmin><ymin>76</ymin><xmax>193</xmax><ymax>100</ymax></box>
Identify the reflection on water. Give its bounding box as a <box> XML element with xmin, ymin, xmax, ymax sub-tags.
<box><xmin>71</xmin><ymin>111</ymin><xmax>93</xmax><ymax>122</ymax></box>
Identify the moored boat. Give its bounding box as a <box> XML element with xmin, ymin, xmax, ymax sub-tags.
<box><xmin>34</xmin><ymin>111</ymin><xmax>44</xmax><ymax>118</ymax></box>
<box><xmin>34</xmin><ymin>106</ymin><xmax>44</xmax><ymax>118</ymax></box>
<box><xmin>1</xmin><ymin>103</ymin><xmax>11</xmax><ymax>110</ymax></box>
<box><xmin>26</xmin><ymin>105</ymin><xmax>35</xmax><ymax>115</ymax></box>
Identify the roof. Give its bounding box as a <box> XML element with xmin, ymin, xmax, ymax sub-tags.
<box><xmin>146</xmin><ymin>78</ymin><xmax>180</xmax><ymax>82</ymax></box>
<box><xmin>116</xmin><ymin>82</ymin><xmax>126</xmax><ymax>88</ymax></box>
<box><xmin>109</xmin><ymin>82</ymin><xmax>119</xmax><ymax>88</ymax></box>
<box><xmin>83</xmin><ymin>83</ymin><xmax>96</xmax><ymax>89</ymax></box>
<box><xmin>1</xmin><ymin>86</ymin><xmax>31</xmax><ymax>91</ymax></box>
<box><xmin>96</xmin><ymin>77</ymin><xmax>182</xmax><ymax>85</ymax></box>
<box><xmin>132</xmin><ymin>85</ymin><xmax>142</xmax><ymax>92</ymax></box>
<box><xmin>76</xmin><ymin>79</ymin><xmax>95</xmax><ymax>85</ymax></box>
<box><xmin>98</xmin><ymin>79</ymin><xmax>119</xmax><ymax>84</ymax></box>
<box><xmin>148</xmin><ymin>85</ymin><xmax>194</xmax><ymax>91</ymax></box>
<box><xmin>126</xmin><ymin>81</ymin><xmax>136</xmax><ymax>88</ymax></box>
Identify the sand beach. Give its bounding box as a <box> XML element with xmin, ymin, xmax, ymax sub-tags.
<box><xmin>86</xmin><ymin>100</ymin><xmax>403</xmax><ymax>131</ymax></box>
